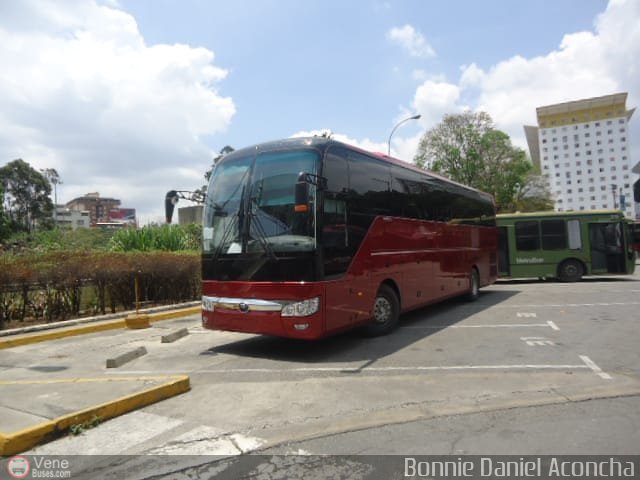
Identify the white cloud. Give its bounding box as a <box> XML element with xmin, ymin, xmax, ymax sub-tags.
<box><xmin>387</xmin><ymin>25</ymin><xmax>436</xmax><ymax>59</ymax></box>
<box><xmin>0</xmin><ymin>0</ymin><xmax>235</xmax><ymax>223</ymax></box>
<box><xmin>412</xmin><ymin>80</ymin><xmax>462</xmax><ymax>129</ymax></box>
<box><xmin>290</xmin><ymin>129</ymin><xmax>418</xmax><ymax>164</ymax></box>
<box><xmin>399</xmin><ymin>0</ymin><xmax>640</xmax><ymax>165</ymax></box>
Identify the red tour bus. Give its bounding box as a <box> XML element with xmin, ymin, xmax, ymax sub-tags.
<box><xmin>201</xmin><ymin>137</ymin><xmax>498</xmax><ymax>339</ymax></box>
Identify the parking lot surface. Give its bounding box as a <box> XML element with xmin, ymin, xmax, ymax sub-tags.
<box><xmin>1</xmin><ymin>272</ymin><xmax>639</xmax><ymax>464</ymax></box>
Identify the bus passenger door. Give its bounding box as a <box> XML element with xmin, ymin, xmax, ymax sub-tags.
<box><xmin>589</xmin><ymin>223</ymin><xmax>625</xmax><ymax>273</ymax></box>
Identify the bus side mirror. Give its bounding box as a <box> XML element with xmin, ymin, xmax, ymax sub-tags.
<box><xmin>165</xmin><ymin>190</ymin><xmax>179</xmax><ymax>224</ymax></box>
<box><xmin>295</xmin><ymin>181</ymin><xmax>310</xmax><ymax>213</ymax></box>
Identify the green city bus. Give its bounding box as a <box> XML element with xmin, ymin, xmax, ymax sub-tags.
<box><xmin>497</xmin><ymin>210</ymin><xmax>636</xmax><ymax>282</ymax></box>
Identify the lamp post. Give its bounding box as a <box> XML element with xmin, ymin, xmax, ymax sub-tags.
<box><xmin>41</xmin><ymin>169</ymin><xmax>62</xmax><ymax>227</ymax></box>
<box><xmin>388</xmin><ymin>114</ymin><xmax>421</xmax><ymax>156</ymax></box>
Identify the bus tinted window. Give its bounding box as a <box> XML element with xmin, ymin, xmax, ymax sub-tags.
<box><xmin>390</xmin><ymin>165</ymin><xmax>425</xmax><ymax>219</ymax></box>
<box><xmin>323</xmin><ymin>147</ymin><xmax>349</xmax><ymax>194</ymax></box>
<box><xmin>541</xmin><ymin>219</ymin><xmax>567</xmax><ymax>250</ymax></box>
<box><xmin>515</xmin><ymin>221</ymin><xmax>540</xmax><ymax>250</ymax></box>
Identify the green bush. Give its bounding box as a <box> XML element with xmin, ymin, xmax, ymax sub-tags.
<box><xmin>0</xmin><ymin>251</ymin><xmax>200</xmax><ymax>329</ymax></box>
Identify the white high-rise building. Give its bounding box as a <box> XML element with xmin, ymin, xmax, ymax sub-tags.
<box><xmin>524</xmin><ymin>93</ymin><xmax>637</xmax><ymax>219</ymax></box>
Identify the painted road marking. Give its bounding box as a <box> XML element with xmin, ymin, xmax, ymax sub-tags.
<box><xmin>547</xmin><ymin>321</ymin><xmax>560</xmax><ymax>331</ymax></box>
<box><xmin>29</xmin><ymin>411</ymin><xmax>184</xmax><ymax>455</ymax></box>
<box><xmin>496</xmin><ymin>302</ymin><xmax>640</xmax><ymax>308</ymax></box>
<box><xmin>517</xmin><ymin>312</ymin><xmax>537</xmax><ymax>318</ymax></box>
<box><xmin>580</xmin><ymin>355</ymin><xmax>613</xmax><ymax>380</ymax></box>
<box><xmin>520</xmin><ymin>336</ymin><xmax>556</xmax><ymax>347</ymax></box>
<box><xmin>402</xmin><ymin>323</ymin><xmax>555</xmax><ymax>329</ymax></box>
<box><xmin>147</xmin><ymin>426</ymin><xmax>264</xmax><ymax>455</ymax></box>
<box><xmin>107</xmin><ymin>364</ymin><xmax>592</xmax><ymax>376</ymax></box>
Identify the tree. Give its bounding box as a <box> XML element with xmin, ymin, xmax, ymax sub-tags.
<box><xmin>0</xmin><ymin>159</ymin><xmax>54</xmax><ymax>234</ymax></box>
<box><xmin>414</xmin><ymin>111</ymin><xmax>535</xmax><ymax>212</ymax></box>
<box><xmin>510</xmin><ymin>171</ymin><xmax>555</xmax><ymax>213</ymax></box>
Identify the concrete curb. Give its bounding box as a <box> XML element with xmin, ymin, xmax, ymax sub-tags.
<box><xmin>106</xmin><ymin>347</ymin><xmax>148</xmax><ymax>368</ymax></box>
<box><xmin>161</xmin><ymin>328</ymin><xmax>189</xmax><ymax>344</ymax></box>
<box><xmin>0</xmin><ymin>306</ymin><xmax>201</xmax><ymax>350</ymax></box>
<box><xmin>0</xmin><ymin>375</ymin><xmax>190</xmax><ymax>456</ymax></box>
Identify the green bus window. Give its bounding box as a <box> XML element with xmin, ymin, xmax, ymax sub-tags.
<box><xmin>515</xmin><ymin>221</ymin><xmax>540</xmax><ymax>251</ymax></box>
<box><xmin>541</xmin><ymin>219</ymin><xmax>568</xmax><ymax>250</ymax></box>
<box><xmin>567</xmin><ymin>219</ymin><xmax>582</xmax><ymax>250</ymax></box>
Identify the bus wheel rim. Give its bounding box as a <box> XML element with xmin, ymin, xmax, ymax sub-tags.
<box><xmin>373</xmin><ymin>297</ymin><xmax>392</xmax><ymax>323</ymax></box>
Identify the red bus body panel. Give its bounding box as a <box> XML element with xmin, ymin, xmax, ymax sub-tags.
<box><xmin>202</xmin><ymin>217</ymin><xmax>498</xmax><ymax>339</ymax></box>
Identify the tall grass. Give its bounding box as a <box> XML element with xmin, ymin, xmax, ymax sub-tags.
<box><xmin>109</xmin><ymin>224</ymin><xmax>201</xmax><ymax>252</ymax></box>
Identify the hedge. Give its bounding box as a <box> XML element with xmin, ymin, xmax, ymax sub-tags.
<box><xmin>0</xmin><ymin>251</ymin><xmax>200</xmax><ymax>329</ymax></box>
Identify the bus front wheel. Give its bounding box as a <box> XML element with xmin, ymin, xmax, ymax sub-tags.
<box><xmin>558</xmin><ymin>259</ymin><xmax>584</xmax><ymax>282</ymax></box>
<box><xmin>364</xmin><ymin>285</ymin><xmax>400</xmax><ymax>336</ymax></box>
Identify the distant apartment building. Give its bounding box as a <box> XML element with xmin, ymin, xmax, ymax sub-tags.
<box><xmin>524</xmin><ymin>93</ymin><xmax>637</xmax><ymax>219</ymax></box>
<box><xmin>53</xmin><ymin>205</ymin><xmax>90</xmax><ymax>229</ymax></box>
<box><xmin>65</xmin><ymin>192</ymin><xmax>137</xmax><ymax>227</ymax></box>
<box><xmin>66</xmin><ymin>192</ymin><xmax>121</xmax><ymax>226</ymax></box>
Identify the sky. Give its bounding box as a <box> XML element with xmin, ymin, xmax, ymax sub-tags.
<box><xmin>1</xmin><ymin>0</ymin><xmax>639</xmax><ymax>223</ymax></box>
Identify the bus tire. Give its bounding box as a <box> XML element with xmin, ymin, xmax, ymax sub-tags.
<box><xmin>558</xmin><ymin>259</ymin><xmax>583</xmax><ymax>282</ymax></box>
<box><xmin>466</xmin><ymin>268</ymin><xmax>480</xmax><ymax>302</ymax></box>
<box><xmin>363</xmin><ymin>284</ymin><xmax>400</xmax><ymax>336</ymax></box>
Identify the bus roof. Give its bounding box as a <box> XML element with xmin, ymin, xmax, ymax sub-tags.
<box><xmin>220</xmin><ymin>137</ymin><xmax>495</xmax><ymax>204</ymax></box>
<box><xmin>497</xmin><ymin>209</ymin><xmax>624</xmax><ymax>220</ymax></box>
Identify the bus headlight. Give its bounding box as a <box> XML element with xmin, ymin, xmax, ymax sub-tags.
<box><xmin>281</xmin><ymin>297</ymin><xmax>320</xmax><ymax>317</ymax></box>
<box><xmin>202</xmin><ymin>297</ymin><xmax>216</xmax><ymax>312</ymax></box>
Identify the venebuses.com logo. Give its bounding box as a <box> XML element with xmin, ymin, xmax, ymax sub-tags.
<box><xmin>5</xmin><ymin>456</ymin><xmax>71</xmax><ymax>479</ymax></box>
<box><xmin>6</xmin><ymin>456</ymin><xmax>30</xmax><ymax>479</ymax></box>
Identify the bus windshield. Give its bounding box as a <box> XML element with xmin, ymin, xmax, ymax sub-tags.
<box><xmin>203</xmin><ymin>149</ymin><xmax>318</xmax><ymax>256</ymax></box>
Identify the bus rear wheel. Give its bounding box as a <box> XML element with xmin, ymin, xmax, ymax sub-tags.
<box><xmin>466</xmin><ymin>268</ymin><xmax>480</xmax><ymax>301</ymax></box>
<box><xmin>363</xmin><ymin>285</ymin><xmax>400</xmax><ymax>336</ymax></box>
<box><xmin>558</xmin><ymin>259</ymin><xmax>584</xmax><ymax>282</ymax></box>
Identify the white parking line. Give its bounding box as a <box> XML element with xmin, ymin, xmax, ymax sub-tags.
<box><xmin>496</xmin><ymin>302</ymin><xmax>640</xmax><ymax>308</ymax></box>
<box><xmin>108</xmin><ymin>364</ymin><xmax>591</xmax><ymax>375</ymax></box>
<box><xmin>579</xmin><ymin>355</ymin><xmax>613</xmax><ymax>380</ymax></box>
<box><xmin>547</xmin><ymin>321</ymin><xmax>560</xmax><ymax>331</ymax></box>
<box><xmin>402</xmin><ymin>323</ymin><xmax>554</xmax><ymax>329</ymax></box>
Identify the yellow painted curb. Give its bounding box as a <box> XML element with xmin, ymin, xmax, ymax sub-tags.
<box><xmin>0</xmin><ymin>306</ymin><xmax>201</xmax><ymax>350</ymax></box>
<box><xmin>0</xmin><ymin>375</ymin><xmax>190</xmax><ymax>456</ymax></box>
<box><xmin>0</xmin><ymin>319</ymin><xmax>126</xmax><ymax>350</ymax></box>
<box><xmin>125</xmin><ymin>314</ymin><xmax>151</xmax><ymax>329</ymax></box>
<box><xmin>149</xmin><ymin>306</ymin><xmax>200</xmax><ymax>322</ymax></box>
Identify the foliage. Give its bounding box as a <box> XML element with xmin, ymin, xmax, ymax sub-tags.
<box><xmin>3</xmin><ymin>227</ymin><xmax>115</xmax><ymax>253</ymax></box>
<box><xmin>69</xmin><ymin>415</ymin><xmax>103</xmax><ymax>436</ymax></box>
<box><xmin>510</xmin><ymin>172</ymin><xmax>556</xmax><ymax>213</ymax></box>
<box><xmin>0</xmin><ymin>159</ymin><xmax>54</xmax><ymax>234</ymax></box>
<box><xmin>0</xmin><ymin>251</ymin><xmax>200</xmax><ymax>329</ymax></box>
<box><xmin>108</xmin><ymin>224</ymin><xmax>201</xmax><ymax>252</ymax></box>
<box><xmin>414</xmin><ymin>112</ymin><xmax>552</xmax><ymax>212</ymax></box>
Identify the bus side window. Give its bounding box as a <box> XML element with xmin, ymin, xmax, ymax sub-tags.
<box><xmin>541</xmin><ymin>219</ymin><xmax>567</xmax><ymax>250</ymax></box>
<box><xmin>515</xmin><ymin>221</ymin><xmax>540</xmax><ymax>251</ymax></box>
<box><xmin>567</xmin><ymin>219</ymin><xmax>582</xmax><ymax>250</ymax></box>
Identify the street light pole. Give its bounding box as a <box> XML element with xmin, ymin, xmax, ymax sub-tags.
<box><xmin>387</xmin><ymin>114</ymin><xmax>421</xmax><ymax>156</ymax></box>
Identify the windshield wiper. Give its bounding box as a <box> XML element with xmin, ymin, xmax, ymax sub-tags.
<box><xmin>248</xmin><ymin>180</ymin><xmax>278</xmax><ymax>262</ymax></box>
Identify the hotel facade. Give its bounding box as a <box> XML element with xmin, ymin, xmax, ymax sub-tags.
<box><xmin>524</xmin><ymin>93</ymin><xmax>637</xmax><ymax>219</ymax></box>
